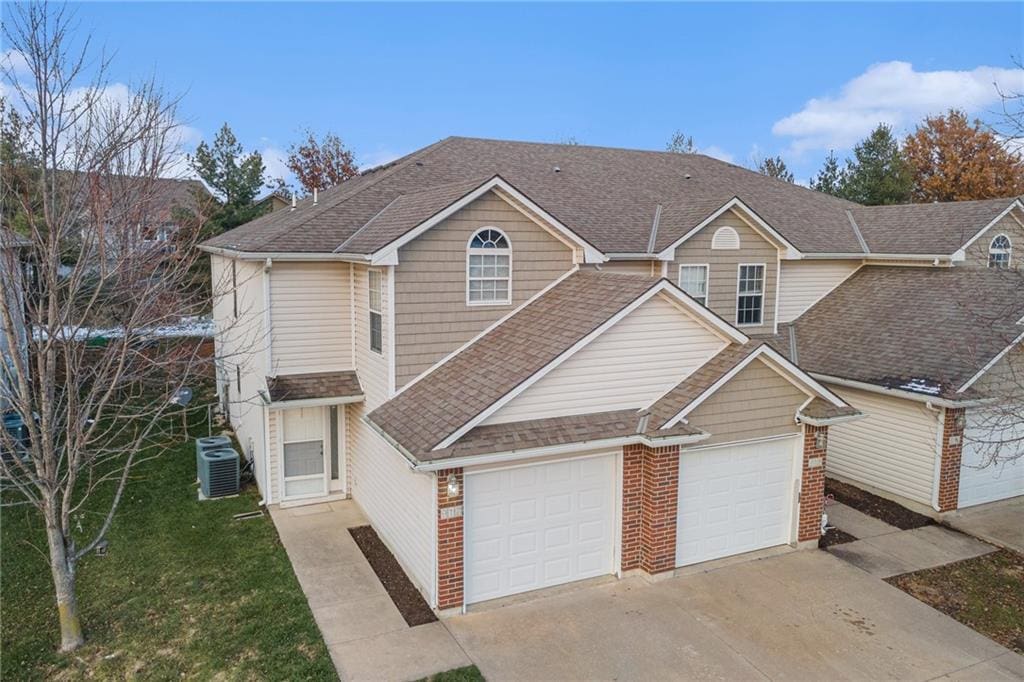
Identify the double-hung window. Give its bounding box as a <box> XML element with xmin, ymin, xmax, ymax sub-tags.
<box><xmin>368</xmin><ymin>269</ymin><xmax>383</xmax><ymax>354</ymax></box>
<box><xmin>736</xmin><ymin>264</ymin><xmax>765</xmax><ymax>326</ymax></box>
<box><xmin>678</xmin><ymin>265</ymin><xmax>709</xmax><ymax>306</ymax></box>
<box><xmin>467</xmin><ymin>228</ymin><xmax>511</xmax><ymax>305</ymax></box>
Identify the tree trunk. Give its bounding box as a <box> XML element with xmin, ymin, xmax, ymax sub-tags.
<box><xmin>45</xmin><ymin>520</ymin><xmax>84</xmax><ymax>652</ymax></box>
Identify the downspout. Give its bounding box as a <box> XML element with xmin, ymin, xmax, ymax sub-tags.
<box><xmin>258</xmin><ymin>389</ymin><xmax>273</xmax><ymax>506</ymax></box>
<box><xmin>926</xmin><ymin>401</ymin><xmax>944</xmax><ymax>512</ymax></box>
<box><xmin>263</xmin><ymin>258</ymin><xmax>274</xmax><ymax>376</ymax></box>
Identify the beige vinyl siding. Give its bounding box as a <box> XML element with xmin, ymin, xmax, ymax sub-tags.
<box><xmin>269</xmin><ymin>262</ymin><xmax>352</xmax><ymax>375</ymax></box>
<box><xmin>209</xmin><ymin>256</ymin><xmax>271</xmax><ymax>500</ymax></box>
<box><xmin>597</xmin><ymin>260</ymin><xmax>660</xmax><ymax>276</ymax></box>
<box><xmin>267</xmin><ymin>409</ymin><xmax>280</xmax><ymax>502</ymax></box>
<box><xmin>684</xmin><ymin>358</ymin><xmax>807</xmax><ymax>446</ymax></box>
<box><xmin>777</xmin><ymin>260</ymin><xmax>861</xmax><ymax>323</ymax></box>
<box><xmin>671</xmin><ymin>211</ymin><xmax>779</xmax><ymax>335</ymax></box>
<box><xmin>827</xmin><ymin>387</ymin><xmax>940</xmax><ymax>507</ymax></box>
<box><xmin>961</xmin><ymin>211</ymin><xmax>1024</xmax><ymax>269</ymax></box>
<box><xmin>348</xmin><ymin>402</ymin><xmax>436</xmax><ymax>605</ymax></box>
<box><xmin>394</xmin><ymin>191</ymin><xmax>574</xmax><ymax>388</ymax></box>
<box><xmin>352</xmin><ymin>264</ymin><xmax>389</xmax><ymax>407</ymax></box>
<box><xmin>484</xmin><ymin>293</ymin><xmax>728</xmax><ymax>426</ymax></box>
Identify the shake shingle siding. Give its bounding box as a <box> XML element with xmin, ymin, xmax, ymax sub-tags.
<box><xmin>393</xmin><ymin>191</ymin><xmax>574</xmax><ymax>388</ymax></box>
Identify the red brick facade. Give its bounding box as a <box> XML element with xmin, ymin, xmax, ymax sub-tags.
<box><xmin>798</xmin><ymin>426</ymin><xmax>829</xmax><ymax>542</ymax></box>
<box><xmin>621</xmin><ymin>443</ymin><xmax>681</xmax><ymax>574</ymax></box>
<box><xmin>436</xmin><ymin>468</ymin><xmax>464</xmax><ymax>610</ymax></box>
<box><xmin>936</xmin><ymin>408</ymin><xmax>965</xmax><ymax>512</ymax></box>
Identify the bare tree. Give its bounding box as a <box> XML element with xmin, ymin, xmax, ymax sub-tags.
<box><xmin>0</xmin><ymin>3</ymin><xmax>218</xmax><ymax>652</ymax></box>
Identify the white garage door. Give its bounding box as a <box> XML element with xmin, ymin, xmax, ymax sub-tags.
<box><xmin>464</xmin><ymin>453</ymin><xmax>616</xmax><ymax>604</ymax></box>
<box><xmin>959</xmin><ymin>408</ymin><xmax>1024</xmax><ymax>508</ymax></box>
<box><xmin>676</xmin><ymin>437</ymin><xmax>798</xmax><ymax>567</ymax></box>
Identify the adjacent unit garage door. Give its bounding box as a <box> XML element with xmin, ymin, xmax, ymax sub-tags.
<box><xmin>958</xmin><ymin>408</ymin><xmax>1024</xmax><ymax>508</ymax></box>
<box><xmin>676</xmin><ymin>437</ymin><xmax>798</xmax><ymax>567</ymax></box>
<box><xmin>464</xmin><ymin>453</ymin><xmax>616</xmax><ymax>604</ymax></box>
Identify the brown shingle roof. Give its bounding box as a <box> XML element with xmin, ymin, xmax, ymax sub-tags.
<box><xmin>266</xmin><ymin>371</ymin><xmax>362</xmax><ymax>403</ymax></box>
<box><xmin>785</xmin><ymin>266</ymin><xmax>1024</xmax><ymax>399</ymax></box>
<box><xmin>646</xmin><ymin>341</ymin><xmax>766</xmax><ymax>428</ymax></box>
<box><xmin>850</xmin><ymin>198</ymin><xmax>1018</xmax><ymax>255</ymax></box>
<box><xmin>367</xmin><ymin>270</ymin><xmax>660</xmax><ymax>456</ymax></box>
<box><xmin>203</xmin><ymin>136</ymin><xmax>865</xmax><ymax>256</ymax></box>
<box><xmin>798</xmin><ymin>398</ymin><xmax>860</xmax><ymax>422</ymax></box>
<box><xmin>420</xmin><ymin>409</ymin><xmax>705</xmax><ymax>463</ymax></box>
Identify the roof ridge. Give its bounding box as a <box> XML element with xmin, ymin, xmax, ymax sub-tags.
<box><xmin>248</xmin><ymin>137</ymin><xmax>459</xmax><ymax>252</ymax></box>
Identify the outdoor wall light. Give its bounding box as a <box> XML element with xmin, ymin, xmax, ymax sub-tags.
<box><xmin>815</xmin><ymin>432</ymin><xmax>828</xmax><ymax>450</ymax></box>
<box><xmin>446</xmin><ymin>473</ymin><xmax>460</xmax><ymax>498</ymax></box>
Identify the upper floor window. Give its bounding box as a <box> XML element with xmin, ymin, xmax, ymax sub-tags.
<box><xmin>368</xmin><ymin>269</ymin><xmax>383</xmax><ymax>354</ymax></box>
<box><xmin>989</xmin><ymin>234</ymin><xmax>1012</xmax><ymax>269</ymax></box>
<box><xmin>711</xmin><ymin>226</ymin><xmax>741</xmax><ymax>250</ymax></box>
<box><xmin>736</xmin><ymin>264</ymin><xmax>765</xmax><ymax>326</ymax></box>
<box><xmin>467</xmin><ymin>228</ymin><xmax>511</xmax><ymax>305</ymax></box>
<box><xmin>679</xmin><ymin>264</ymin><xmax>709</xmax><ymax>306</ymax></box>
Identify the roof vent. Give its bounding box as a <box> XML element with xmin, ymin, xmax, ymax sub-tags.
<box><xmin>553</xmin><ymin>166</ymin><xmax>561</xmax><ymax>173</ymax></box>
<box><xmin>290</xmin><ymin>194</ymin><xmax>296</xmax><ymax>211</ymax></box>
<box><xmin>684</xmin><ymin>173</ymin><xmax>692</xmax><ymax>180</ymax></box>
<box><xmin>313</xmin><ymin>187</ymin><xmax>318</xmax><ymax>205</ymax></box>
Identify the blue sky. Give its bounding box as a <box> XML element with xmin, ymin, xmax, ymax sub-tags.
<box><xmin>11</xmin><ymin>2</ymin><xmax>1024</xmax><ymax>184</ymax></box>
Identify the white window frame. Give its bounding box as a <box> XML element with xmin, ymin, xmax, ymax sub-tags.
<box><xmin>735</xmin><ymin>263</ymin><xmax>766</xmax><ymax>327</ymax></box>
<box><xmin>368</xmin><ymin>268</ymin><xmax>383</xmax><ymax>354</ymax></box>
<box><xmin>678</xmin><ymin>263</ymin><xmax>709</xmax><ymax>306</ymax></box>
<box><xmin>989</xmin><ymin>234</ymin><xmax>1012</xmax><ymax>269</ymax></box>
<box><xmin>466</xmin><ymin>227</ymin><xmax>513</xmax><ymax>307</ymax></box>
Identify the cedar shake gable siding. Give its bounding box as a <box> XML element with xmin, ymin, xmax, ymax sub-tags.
<box><xmin>394</xmin><ymin>191</ymin><xmax>575</xmax><ymax>387</ymax></box>
<box><xmin>367</xmin><ymin>271</ymin><xmax>659</xmax><ymax>457</ymax></box>
<box><xmin>669</xmin><ymin>210</ymin><xmax>780</xmax><ymax>335</ymax></box>
<box><xmin>959</xmin><ymin>208</ymin><xmax>1024</xmax><ymax>269</ymax></box>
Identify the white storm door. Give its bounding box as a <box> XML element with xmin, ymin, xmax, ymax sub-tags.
<box><xmin>281</xmin><ymin>407</ymin><xmax>328</xmax><ymax>501</ymax></box>
<box><xmin>464</xmin><ymin>454</ymin><xmax>616</xmax><ymax>604</ymax></box>
<box><xmin>676</xmin><ymin>437</ymin><xmax>798</xmax><ymax>567</ymax></box>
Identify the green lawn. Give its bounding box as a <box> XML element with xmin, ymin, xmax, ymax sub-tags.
<box><xmin>887</xmin><ymin>549</ymin><xmax>1024</xmax><ymax>654</ymax></box>
<box><xmin>0</xmin><ymin>410</ymin><xmax>336</xmax><ymax>680</ymax></box>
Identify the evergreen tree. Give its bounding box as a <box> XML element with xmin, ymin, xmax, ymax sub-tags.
<box><xmin>189</xmin><ymin>123</ymin><xmax>267</xmax><ymax>233</ymax></box>
<box><xmin>841</xmin><ymin>124</ymin><xmax>913</xmax><ymax>205</ymax></box>
<box><xmin>809</xmin><ymin>150</ymin><xmax>846</xmax><ymax>197</ymax></box>
<box><xmin>756</xmin><ymin>155</ymin><xmax>795</xmax><ymax>183</ymax></box>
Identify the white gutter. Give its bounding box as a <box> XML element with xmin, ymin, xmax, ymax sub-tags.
<box><xmin>360</xmin><ymin>415</ymin><xmax>708</xmax><ymax>473</ymax></box>
<box><xmin>267</xmin><ymin>395</ymin><xmax>364</xmax><ymax>410</ymax></box>
<box><xmin>811</xmin><ymin>373</ymin><xmax>991</xmax><ymax>408</ymax></box>
<box><xmin>605</xmin><ymin>252</ymin><xmax>668</xmax><ymax>261</ymax></box>
<box><xmin>798</xmin><ymin>252</ymin><xmax>952</xmax><ymax>261</ymax></box>
<box><xmin>198</xmin><ymin>244</ymin><xmax>371</xmax><ymax>262</ymax></box>
<box><xmin>797</xmin><ymin>413</ymin><xmax>866</xmax><ymax>427</ymax></box>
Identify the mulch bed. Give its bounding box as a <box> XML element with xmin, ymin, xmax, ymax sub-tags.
<box><xmin>819</xmin><ymin>526</ymin><xmax>858</xmax><ymax>549</ymax></box>
<box><xmin>825</xmin><ymin>478</ymin><xmax>933</xmax><ymax>530</ymax></box>
<box><xmin>349</xmin><ymin>525</ymin><xmax>438</xmax><ymax>627</ymax></box>
<box><xmin>886</xmin><ymin>549</ymin><xmax>1024</xmax><ymax>654</ymax></box>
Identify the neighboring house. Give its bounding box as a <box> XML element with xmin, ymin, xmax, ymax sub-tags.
<box><xmin>0</xmin><ymin>230</ymin><xmax>30</xmax><ymax>412</ymax></box>
<box><xmin>255</xmin><ymin>190</ymin><xmax>293</xmax><ymax>214</ymax></box>
<box><xmin>200</xmin><ymin>137</ymin><xmax>1022</xmax><ymax>612</ymax></box>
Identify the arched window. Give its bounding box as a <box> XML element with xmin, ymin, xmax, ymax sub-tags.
<box><xmin>711</xmin><ymin>226</ymin><xmax>741</xmax><ymax>250</ymax></box>
<box><xmin>989</xmin><ymin>234</ymin><xmax>1012</xmax><ymax>269</ymax></box>
<box><xmin>467</xmin><ymin>228</ymin><xmax>511</xmax><ymax>304</ymax></box>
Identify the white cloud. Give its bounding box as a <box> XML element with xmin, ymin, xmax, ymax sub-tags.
<box><xmin>699</xmin><ymin>145</ymin><xmax>735</xmax><ymax>164</ymax></box>
<box><xmin>773</xmin><ymin>61</ymin><xmax>1024</xmax><ymax>155</ymax></box>
<box><xmin>1</xmin><ymin>49</ymin><xmax>31</xmax><ymax>80</ymax></box>
<box><xmin>260</xmin><ymin>145</ymin><xmax>291</xmax><ymax>183</ymax></box>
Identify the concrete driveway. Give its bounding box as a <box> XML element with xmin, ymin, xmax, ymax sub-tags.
<box><xmin>944</xmin><ymin>497</ymin><xmax>1024</xmax><ymax>553</ymax></box>
<box><xmin>446</xmin><ymin>550</ymin><xmax>1023</xmax><ymax>681</ymax></box>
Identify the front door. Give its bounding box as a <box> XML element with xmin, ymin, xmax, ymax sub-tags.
<box><xmin>281</xmin><ymin>407</ymin><xmax>328</xmax><ymax>500</ymax></box>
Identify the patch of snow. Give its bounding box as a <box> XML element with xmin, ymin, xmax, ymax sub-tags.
<box><xmin>34</xmin><ymin>316</ymin><xmax>215</xmax><ymax>341</ymax></box>
<box><xmin>899</xmin><ymin>378</ymin><xmax>942</xmax><ymax>395</ymax></box>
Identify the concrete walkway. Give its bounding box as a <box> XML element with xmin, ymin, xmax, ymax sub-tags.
<box><xmin>944</xmin><ymin>497</ymin><xmax>1024</xmax><ymax>553</ymax></box>
<box><xmin>270</xmin><ymin>502</ymin><xmax>471</xmax><ymax>681</ymax></box>
<box><xmin>825</xmin><ymin>502</ymin><xmax>996</xmax><ymax>578</ymax></box>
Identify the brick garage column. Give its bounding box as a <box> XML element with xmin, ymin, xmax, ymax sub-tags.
<box><xmin>798</xmin><ymin>426</ymin><xmax>829</xmax><ymax>542</ymax></box>
<box><xmin>936</xmin><ymin>408</ymin><xmax>965</xmax><ymax>512</ymax></box>
<box><xmin>621</xmin><ymin>444</ymin><xmax>681</xmax><ymax>574</ymax></box>
<box><xmin>436</xmin><ymin>468</ymin><xmax>464</xmax><ymax>610</ymax></box>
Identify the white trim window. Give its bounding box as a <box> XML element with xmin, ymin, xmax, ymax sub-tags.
<box><xmin>989</xmin><ymin>234</ymin><xmax>1012</xmax><ymax>269</ymax></box>
<box><xmin>368</xmin><ymin>269</ymin><xmax>383</xmax><ymax>354</ymax></box>
<box><xmin>736</xmin><ymin>264</ymin><xmax>765</xmax><ymax>326</ymax></box>
<box><xmin>678</xmin><ymin>264</ymin><xmax>709</xmax><ymax>306</ymax></box>
<box><xmin>467</xmin><ymin>228</ymin><xmax>512</xmax><ymax>305</ymax></box>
